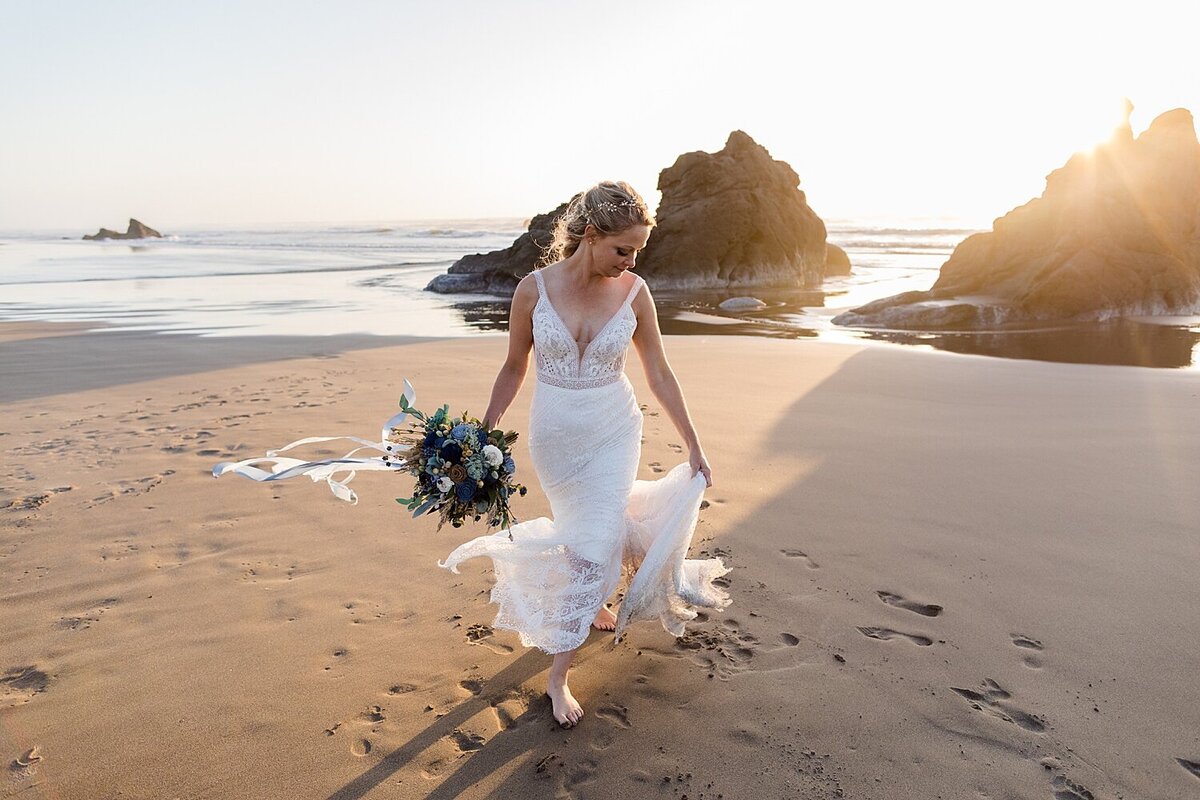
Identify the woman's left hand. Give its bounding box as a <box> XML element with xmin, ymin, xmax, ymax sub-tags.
<box><xmin>690</xmin><ymin>448</ymin><xmax>712</xmax><ymax>488</ymax></box>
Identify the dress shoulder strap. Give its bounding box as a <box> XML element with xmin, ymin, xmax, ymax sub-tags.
<box><xmin>531</xmin><ymin>269</ymin><xmax>546</xmax><ymax>298</ymax></box>
<box><xmin>623</xmin><ymin>273</ymin><xmax>645</xmax><ymax>306</ymax></box>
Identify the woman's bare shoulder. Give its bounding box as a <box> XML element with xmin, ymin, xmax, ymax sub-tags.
<box><xmin>513</xmin><ymin>270</ymin><xmax>542</xmax><ymax>306</ymax></box>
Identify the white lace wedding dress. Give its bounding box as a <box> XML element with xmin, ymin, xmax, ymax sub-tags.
<box><xmin>438</xmin><ymin>269</ymin><xmax>731</xmax><ymax>654</ymax></box>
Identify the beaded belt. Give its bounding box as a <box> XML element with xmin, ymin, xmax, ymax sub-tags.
<box><xmin>535</xmin><ymin>371</ymin><xmax>625</xmax><ymax>390</ymax></box>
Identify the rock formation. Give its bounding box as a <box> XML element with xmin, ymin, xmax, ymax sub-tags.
<box><xmin>634</xmin><ymin>130</ymin><xmax>834</xmax><ymax>289</ymax></box>
<box><xmin>426</xmin><ymin>131</ymin><xmax>849</xmax><ymax>295</ymax></box>
<box><xmin>835</xmin><ymin>104</ymin><xmax>1200</xmax><ymax>329</ymax></box>
<box><xmin>425</xmin><ymin>204</ymin><xmax>563</xmax><ymax>294</ymax></box>
<box><xmin>83</xmin><ymin>219</ymin><xmax>162</xmax><ymax>240</ymax></box>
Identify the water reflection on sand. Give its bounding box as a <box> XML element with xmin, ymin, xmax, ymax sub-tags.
<box><xmin>447</xmin><ymin>291</ymin><xmax>1200</xmax><ymax>370</ymax></box>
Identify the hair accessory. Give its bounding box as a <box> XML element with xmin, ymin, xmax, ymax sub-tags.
<box><xmin>584</xmin><ymin>199</ymin><xmax>641</xmax><ymax>219</ymax></box>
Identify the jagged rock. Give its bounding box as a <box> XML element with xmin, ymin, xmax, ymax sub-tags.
<box><xmin>83</xmin><ymin>218</ymin><xmax>162</xmax><ymax>240</ymax></box>
<box><xmin>718</xmin><ymin>296</ymin><xmax>767</xmax><ymax>311</ymax></box>
<box><xmin>635</xmin><ymin>131</ymin><xmax>830</xmax><ymax>290</ymax></box>
<box><xmin>425</xmin><ymin>203</ymin><xmax>564</xmax><ymax>294</ymax></box>
<box><xmin>426</xmin><ymin>131</ymin><xmax>849</xmax><ymax>295</ymax></box>
<box><xmin>835</xmin><ymin>104</ymin><xmax>1200</xmax><ymax>329</ymax></box>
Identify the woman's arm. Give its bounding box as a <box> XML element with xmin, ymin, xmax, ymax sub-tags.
<box><xmin>482</xmin><ymin>273</ymin><xmax>537</xmax><ymax>429</ymax></box>
<box><xmin>630</xmin><ymin>283</ymin><xmax>712</xmax><ymax>487</ymax></box>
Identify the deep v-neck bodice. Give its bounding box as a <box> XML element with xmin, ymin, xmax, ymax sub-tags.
<box><xmin>531</xmin><ymin>270</ymin><xmax>644</xmax><ymax>390</ymax></box>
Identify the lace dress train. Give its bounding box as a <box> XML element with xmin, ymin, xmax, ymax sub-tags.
<box><xmin>438</xmin><ymin>271</ymin><xmax>731</xmax><ymax>654</ymax></box>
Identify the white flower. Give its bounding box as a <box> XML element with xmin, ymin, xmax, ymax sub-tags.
<box><xmin>436</xmin><ymin>476</ymin><xmax>453</xmax><ymax>493</ymax></box>
<box><xmin>482</xmin><ymin>444</ymin><xmax>504</xmax><ymax>467</ymax></box>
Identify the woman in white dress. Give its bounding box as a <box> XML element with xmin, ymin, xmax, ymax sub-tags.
<box><xmin>439</xmin><ymin>180</ymin><xmax>731</xmax><ymax>727</ymax></box>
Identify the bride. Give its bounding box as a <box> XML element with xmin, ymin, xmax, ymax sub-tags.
<box><xmin>438</xmin><ymin>180</ymin><xmax>731</xmax><ymax>728</ymax></box>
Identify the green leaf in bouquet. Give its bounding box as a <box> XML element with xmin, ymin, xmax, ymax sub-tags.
<box><xmin>411</xmin><ymin>495</ymin><xmax>439</xmax><ymax>518</ymax></box>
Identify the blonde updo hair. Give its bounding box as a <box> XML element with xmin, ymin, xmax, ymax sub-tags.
<box><xmin>538</xmin><ymin>180</ymin><xmax>655</xmax><ymax>267</ymax></box>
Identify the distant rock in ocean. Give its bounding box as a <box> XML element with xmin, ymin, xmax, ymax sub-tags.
<box><xmin>83</xmin><ymin>219</ymin><xmax>162</xmax><ymax>240</ymax></box>
<box><xmin>834</xmin><ymin>103</ymin><xmax>1200</xmax><ymax>329</ymax></box>
<box><xmin>426</xmin><ymin>131</ymin><xmax>848</xmax><ymax>295</ymax></box>
<box><xmin>824</xmin><ymin>243</ymin><xmax>851</xmax><ymax>276</ymax></box>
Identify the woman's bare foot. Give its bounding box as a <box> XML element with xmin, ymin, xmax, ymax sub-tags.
<box><xmin>591</xmin><ymin>603</ymin><xmax>617</xmax><ymax>631</ymax></box>
<box><xmin>547</xmin><ymin>676</ymin><xmax>584</xmax><ymax>727</ymax></box>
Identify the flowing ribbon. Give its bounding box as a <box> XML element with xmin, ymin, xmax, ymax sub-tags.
<box><xmin>212</xmin><ymin>379</ymin><xmax>417</xmax><ymax>504</ymax></box>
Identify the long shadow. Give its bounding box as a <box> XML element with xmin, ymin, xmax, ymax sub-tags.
<box><xmin>0</xmin><ymin>329</ymin><xmax>440</xmax><ymax>403</ymax></box>
<box><xmin>325</xmin><ymin>637</ymin><xmax>612</xmax><ymax>800</ymax></box>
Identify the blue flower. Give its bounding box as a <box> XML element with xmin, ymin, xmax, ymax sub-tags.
<box><xmin>455</xmin><ymin>481</ymin><xmax>476</xmax><ymax>502</ymax></box>
<box><xmin>475</xmin><ymin>429</ymin><xmax>488</xmax><ymax>448</ymax></box>
<box><xmin>450</xmin><ymin>423</ymin><xmax>471</xmax><ymax>441</ymax></box>
<box><xmin>440</xmin><ymin>441</ymin><xmax>462</xmax><ymax>462</ymax></box>
<box><xmin>502</xmin><ymin>456</ymin><xmax>516</xmax><ymax>475</ymax></box>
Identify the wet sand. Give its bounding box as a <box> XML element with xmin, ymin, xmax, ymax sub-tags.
<box><xmin>2</xmin><ymin>324</ymin><xmax>1199</xmax><ymax>799</ymax></box>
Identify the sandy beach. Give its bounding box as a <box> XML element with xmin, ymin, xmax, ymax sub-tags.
<box><xmin>2</xmin><ymin>323</ymin><xmax>1199</xmax><ymax>799</ymax></box>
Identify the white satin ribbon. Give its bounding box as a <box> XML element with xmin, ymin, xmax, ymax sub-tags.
<box><xmin>212</xmin><ymin>378</ymin><xmax>417</xmax><ymax>504</ymax></box>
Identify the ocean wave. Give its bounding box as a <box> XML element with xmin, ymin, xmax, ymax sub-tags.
<box><xmin>0</xmin><ymin>260</ymin><xmax>449</xmax><ymax>287</ymax></box>
<box><xmin>826</xmin><ymin>226</ymin><xmax>984</xmax><ymax>237</ymax></box>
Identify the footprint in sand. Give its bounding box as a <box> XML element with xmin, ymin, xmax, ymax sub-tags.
<box><xmin>465</xmin><ymin>624</ymin><xmax>514</xmax><ymax>654</ymax></box>
<box><xmin>1010</xmin><ymin>633</ymin><xmax>1043</xmax><ymax>650</ymax></box>
<box><xmin>0</xmin><ymin>666</ymin><xmax>49</xmax><ymax>707</ymax></box>
<box><xmin>8</xmin><ymin>746</ymin><xmax>43</xmax><ymax>781</ymax></box>
<box><xmin>674</xmin><ymin>620</ymin><xmax>758</xmax><ymax>680</ymax></box>
<box><xmin>350</xmin><ymin>738</ymin><xmax>373</xmax><ymax>757</ymax></box>
<box><xmin>1050</xmin><ymin>774</ymin><xmax>1095</xmax><ymax>799</ymax></box>
<box><xmin>951</xmin><ymin>678</ymin><xmax>1046</xmax><ymax>733</ymax></box>
<box><xmin>875</xmin><ymin>590</ymin><xmax>943</xmax><ymax>617</ymax></box>
<box><xmin>780</xmin><ymin>549</ymin><xmax>819</xmax><ymax>569</ymax></box>
<box><xmin>856</xmin><ymin>626</ymin><xmax>932</xmax><ymax>646</ymax></box>
<box><xmin>458</xmin><ymin>678</ymin><xmax>485</xmax><ymax>696</ymax></box>
<box><xmin>490</xmin><ymin>690</ymin><xmax>534</xmax><ymax>730</ymax></box>
<box><xmin>648</xmin><ymin>461</ymin><xmax>664</xmax><ymax>473</ymax></box>
<box><xmin>89</xmin><ymin>472</ymin><xmax>175</xmax><ymax>507</ymax></box>
<box><xmin>532</xmin><ymin>753</ymin><xmax>562</xmax><ymax>780</ymax></box>
<box><xmin>448</xmin><ymin>729</ymin><xmax>485</xmax><ymax>752</ymax></box>
<box><xmin>590</xmin><ymin>730</ymin><xmax>616</xmax><ymax>751</ymax></box>
<box><xmin>358</xmin><ymin>705</ymin><xmax>385</xmax><ymax>723</ymax></box>
<box><xmin>594</xmin><ymin>704</ymin><xmax>631</xmax><ymax>728</ymax></box>
<box><xmin>54</xmin><ymin>597</ymin><xmax>119</xmax><ymax>631</ymax></box>
<box><xmin>1010</xmin><ymin>633</ymin><xmax>1044</xmax><ymax>668</ymax></box>
<box><xmin>2</xmin><ymin>486</ymin><xmax>73</xmax><ymax>512</ymax></box>
<box><xmin>560</xmin><ymin>758</ymin><xmax>599</xmax><ymax>795</ymax></box>
<box><xmin>386</xmin><ymin>683</ymin><xmax>418</xmax><ymax>696</ymax></box>
<box><xmin>322</xmin><ymin>648</ymin><xmax>349</xmax><ymax>672</ymax></box>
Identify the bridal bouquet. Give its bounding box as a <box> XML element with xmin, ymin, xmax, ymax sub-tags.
<box><xmin>389</xmin><ymin>393</ymin><xmax>526</xmax><ymax>530</ymax></box>
<box><xmin>213</xmin><ymin>379</ymin><xmax>525</xmax><ymax>532</ymax></box>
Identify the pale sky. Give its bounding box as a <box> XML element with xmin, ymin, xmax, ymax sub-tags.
<box><xmin>2</xmin><ymin>1</ymin><xmax>1196</xmax><ymax>230</ymax></box>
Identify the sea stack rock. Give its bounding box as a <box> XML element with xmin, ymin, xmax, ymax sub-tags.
<box><xmin>425</xmin><ymin>203</ymin><xmax>564</xmax><ymax>294</ymax></box>
<box><xmin>635</xmin><ymin>130</ymin><xmax>835</xmax><ymax>290</ymax></box>
<box><xmin>834</xmin><ymin>104</ymin><xmax>1200</xmax><ymax>329</ymax></box>
<box><xmin>427</xmin><ymin>131</ymin><xmax>849</xmax><ymax>295</ymax></box>
<box><xmin>83</xmin><ymin>218</ymin><xmax>163</xmax><ymax>240</ymax></box>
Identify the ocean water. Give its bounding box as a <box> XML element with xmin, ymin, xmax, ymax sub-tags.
<box><xmin>1</xmin><ymin>219</ymin><xmax>1197</xmax><ymax>368</ymax></box>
